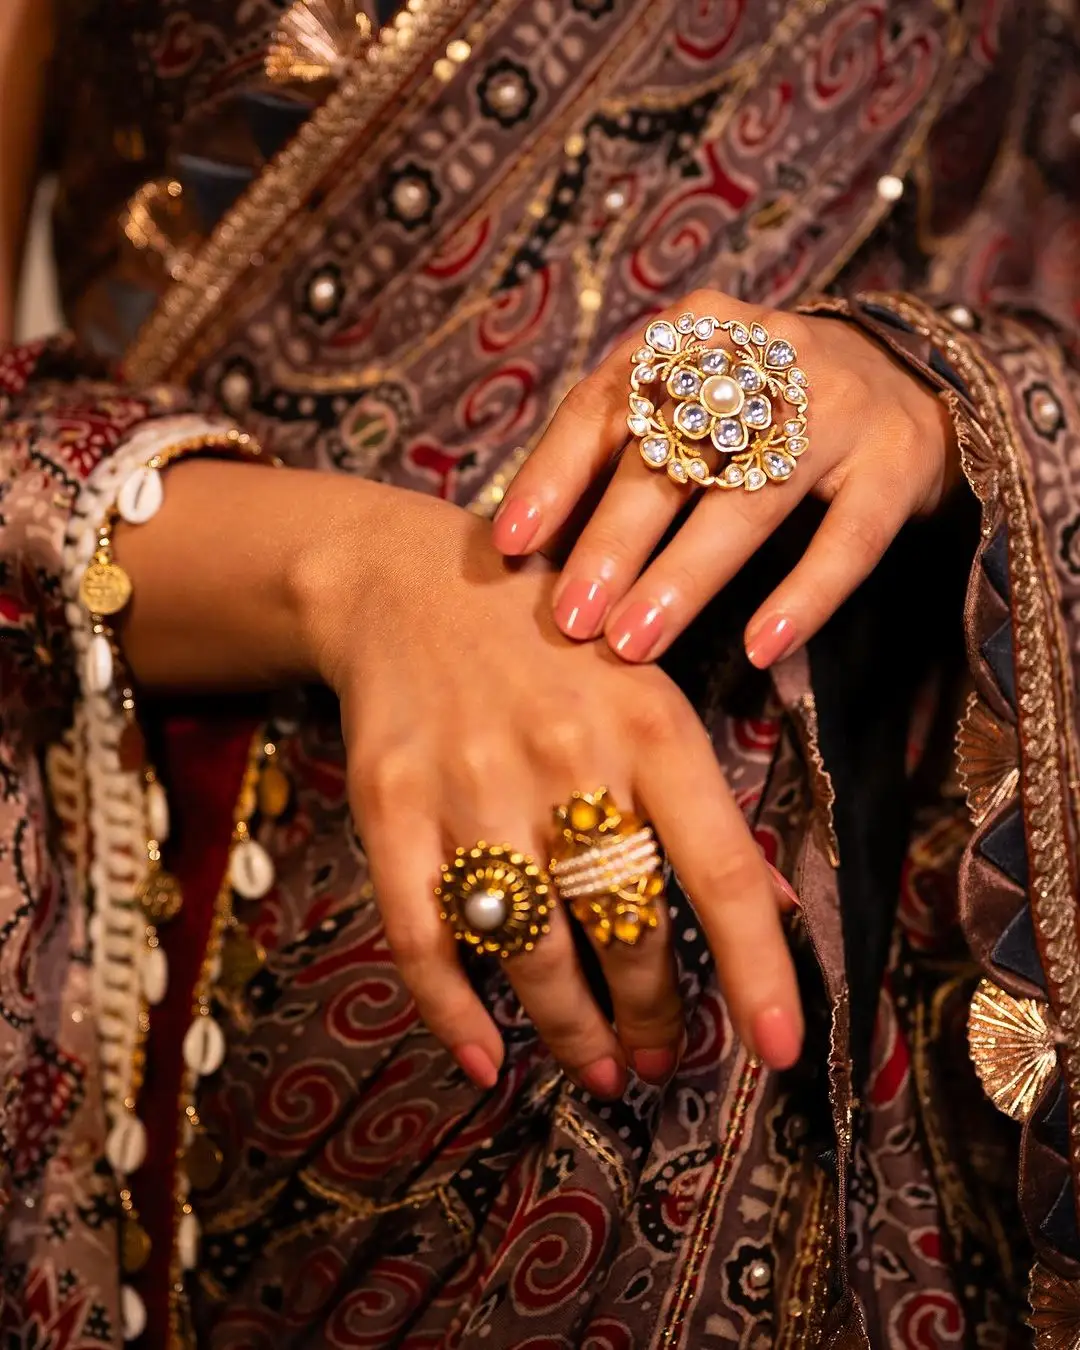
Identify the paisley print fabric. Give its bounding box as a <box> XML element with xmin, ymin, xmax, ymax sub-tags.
<box><xmin>0</xmin><ymin>0</ymin><xmax>1078</xmax><ymax>1346</ymax></box>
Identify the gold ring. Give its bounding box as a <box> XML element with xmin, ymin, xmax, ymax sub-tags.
<box><xmin>627</xmin><ymin>312</ymin><xmax>809</xmax><ymax>491</ymax></box>
<box><xmin>436</xmin><ymin>842</ymin><xmax>554</xmax><ymax>958</ymax></box>
<box><xmin>550</xmin><ymin>789</ymin><xmax>663</xmax><ymax>947</ymax></box>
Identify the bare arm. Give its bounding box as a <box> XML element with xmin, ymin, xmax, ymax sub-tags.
<box><xmin>0</xmin><ymin>0</ymin><xmax>53</xmax><ymax>341</ymax></box>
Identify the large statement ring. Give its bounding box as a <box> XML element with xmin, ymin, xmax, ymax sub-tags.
<box><xmin>550</xmin><ymin>789</ymin><xmax>663</xmax><ymax>947</ymax></box>
<box><xmin>437</xmin><ymin>843</ymin><xmax>555</xmax><ymax>958</ymax></box>
<box><xmin>627</xmin><ymin>312</ymin><xmax>809</xmax><ymax>492</ymax></box>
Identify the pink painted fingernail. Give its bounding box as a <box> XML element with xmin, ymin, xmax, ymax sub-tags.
<box><xmin>554</xmin><ymin>579</ymin><xmax>609</xmax><ymax>639</ymax></box>
<box><xmin>453</xmin><ymin>1043</ymin><xmax>500</xmax><ymax>1090</ymax></box>
<box><xmin>745</xmin><ymin>615</ymin><xmax>795</xmax><ymax>668</ymax></box>
<box><xmin>631</xmin><ymin>1046</ymin><xmax>677</xmax><ymax>1084</ymax></box>
<box><xmin>751</xmin><ymin>1007</ymin><xmax>802</xmax><ymax>1070</ymax></box>
<box><xmin>492</xmin><ymin>499</ymin><xmax>540</xmax><ymax>556</ymax></box>
<box><xmin>767</xmin><ymin>863</ymin><xmax>800</xmax><ymax>913</ymax></box>
<box><xmin>580</xmin><ymin>1056</ymin><xmax>626</xmax><ymax>1099</ymax></box>
<box><xmin>610</xmin><ymin>602</ymin><xmax>666</xmax><ymax>662</ymax></box>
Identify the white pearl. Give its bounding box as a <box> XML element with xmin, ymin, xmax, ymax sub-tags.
<box><xmin>308</xmin><ymin>272</ymin><xmax>340</xmax><ymax>315</ymax></box>
<box><xmin>146</xmin><ymin>780</ymin><xmax>170</xmax><ymax>843</ymax></box>
<box><xmin>747</xmin><ymin>1259</ymin><xmax>770</xmax><ymax>1289</ymax></box>
<box><xmin>603</xmin><ymin>187</ymin><xmax>627</xmax><ymax>213</ymax></box>
<box><xmin>121</xmin><ymin>1285</ymin><xmax>147</xmax><ymax>1341</ymax></box>
<box><xmin>142</xmin><ymin>944</ymin><xmax>169</xmax><ymax>1005</ymax></box>
<box><xmin>946</xmin><ymin>304</ymin><xmax>975</xmax><ymax>330</ymax></box>
<box><xmin>183</xmin><ymin>1014</ymin><xmax>226</xmax><ymax>1076</ymax></box>
<box><xmin>229</xmin><ymin>838</ymin><xmax>276</xmax><ymax>899</ymax></box>
<box><xmin>117</xmin><ymin>466</ymin><xmax>164</xmax><ymax>525</ymax></box>
<box><xmin>219</xmin><ymin>369</ymin><xmax>252</xmax><ymax>414</ymax></box>
<box><xmin>701</xmin><ymin>375</ymin><xmax>744</xmax><ymax>417</ymax></box>
<box><xmin>876</xmin><ymin>174</ymin><xmax>904</xmax><ymax>202</ymax></box>
<box><xmin>178</xmin><ymin>1210</ymin><xmax>200</xmax><ymax>1270</ymax></box>
<box><xmin>85</xmin><ymin>634</ymin><xmax>114</xmax><ymax>694</ymax></box>
<box><xmin>106</xmin><ymin>1113</ymin><xmax>148</xmax><ymax>1174</ymax></box>
<box><xmin>462</xmin><ymin>888</ymin><xmax>509</xmax><ymax>933</ymax></box>
<box><xmin>392</xmin><ymin>178</ymin><xmax>428</xmax><ymax>219</ymax></box>
<box><xmin>490</xmin><ymin>74</ymin><xmax>524</xmax><ymax>111</ymax></box>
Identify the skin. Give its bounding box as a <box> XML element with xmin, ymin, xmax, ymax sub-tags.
<box><xmin>3</xmin><ymin>30</ymin><xmax>950</xmax><ymax>1103</ymax></box>
<box><xmin>0</xmin><ymin>0</ymin><xmax>53</xmax><ymax>342</ymax></box>
<box><xmin>493</xmin><ymin>293</ymin><xmax>960</xmax><ymax>669</ymax></box>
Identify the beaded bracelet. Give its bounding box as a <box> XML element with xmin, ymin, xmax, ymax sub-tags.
<box><xmin>61</xmin><ymin>420</ymin><xmax>283</xmax><ymax>1341</ymax></box>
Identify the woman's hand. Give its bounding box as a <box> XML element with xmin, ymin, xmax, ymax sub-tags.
<box><xmin>491</xmin><ymin>291</ymin><xmax>959</xmax><ymax>667</ymax></box>
<box><xmin>300</xmin><ymin>488</ymin><xmax>803</xmax><ymax>1095</ymax></box>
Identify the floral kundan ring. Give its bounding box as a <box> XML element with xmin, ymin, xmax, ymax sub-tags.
<box><xmin>627</xmin><ymin>313</ymin><xmax>809</xmax><ymax>492</ymax></box>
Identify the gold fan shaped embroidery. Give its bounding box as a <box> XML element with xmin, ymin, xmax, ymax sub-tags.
<box><xmin>956</xmin><ymin>690</ymin><xmax>1019</xmax><ymax>826</ymax></box>
<box><xmin>266</xmin><ymin>0</ymin><xmax>372</xmax><ymax>85</ymax></box>
<box><xmin>1029</xmin><ymin>1261</ymin><xmax>1080</xmax><ymax>1349</ymax></box>
<box><xmin>968</xmin><ymin>977</ymin><xmax>1058</xmax><ymax>1121</ymax></box>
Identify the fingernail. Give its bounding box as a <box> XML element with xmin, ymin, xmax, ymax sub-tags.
<box><xmin>554</xmin><ymin>579</ymin><xmax>609</xmax><ymax>639</ymax></box>
<box><xmin>579</xmin><ymin>1056</ymin><xmax>626</xmax><ymax>1099</ymax></box>
<box><xmin>610</xmin><ymin>601</ymin><xmax>665</xmax><ymax>662</ymax></box>
<box><xmin>452</xmin><ymin>1043</ymin><xmax>500</xmax><ymax>1090</ymax></box>
<box><xmin>746</xmin><ymin>615</ymin><xmax>795</xmax><ymax>668</ymax></box>
<box><xmin>751</xmin><ymin>1007</ymin><xmax>802</xmax><ymax>1070</ymax></box>
<box><xmin>492</xmin><ymin>499</ymin><xmax>540</xmax><ymax>556</ymax></box>
<box><xmin>767</xmin><ymin>863</ymin><xmax>800</xmax><ymax>912</ymax></box>
<box><xmin>631</xmin><ymin>1046</ymin><xmax>677</xmax><ymax>1084</ymax></box>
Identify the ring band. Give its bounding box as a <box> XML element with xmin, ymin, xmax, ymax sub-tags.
<box><xmin>550</xmin><ymin>789</ymin><xmax>663</xmax><ymax>947</ymax></box>
<box><xmin>436</xmin><ymin>842</ymin><xmax>554</xmax><ymax>958</ymax></box>
<box><xmin>628</xmin><ymin>312</ymin><xmax>809</xmax><ymax>492</ymax></box>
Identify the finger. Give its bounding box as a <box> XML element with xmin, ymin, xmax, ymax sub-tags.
<box><xmin>550</xmin><ymin>447</ymin><xmax>692</xmax><ymax>640</ymax></box>
<box><xmin>601</xmin><ymin>464</ymin><xmax>813</xmax><ymax>661</ymax></box>
<box><xmin>636</xmin><ymin>711</ymin><xmax>803</xmax><ymax>1070</ymax></box>
<box><xmin>364</xmin><ymin>818</ymin><xmax>506</xmax><ymax>1090</ymax></box>
<box><xmin>556</xmin><ymin>788</ymin><xmax>684</xmax><ymax>1082</ymax></box>
<box><xmin>440</xmin><ymin>799</ymin><xmax>628</xmax><ymax>1100</ymax></box>
<box><xmin>500</xmin><ymin>886</ymin><xmax>629</xmax><ymax>1099</ymax></box>
<box><xmin>491</xmin><ymin>292</ymin><xmax>765</xmax><ymax>558</ymax></box>
<box><xmin>744</xmin><ymin>459</ymin><xmax>915</xmax><ymax>668</ymax></box>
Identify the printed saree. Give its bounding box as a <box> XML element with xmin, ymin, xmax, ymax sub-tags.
<box><xmin>1</xmin><ymin>1</ymin><xmax>1079</xmax><ymax>1346</ymax></box>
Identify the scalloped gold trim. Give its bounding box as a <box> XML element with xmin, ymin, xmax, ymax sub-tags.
<box><xmin>968</xmin><ymin>977</ymin><xmax>1057</xmax><ymax>1121</ymax></box>
<box><xmin>1029</xmin><ymin>1261</ymin><xmax>1080</xmax><ymax>1349</ymax></box>
<box><xmin>956</xmin><ymin>689</ymin><xmax>1020</xmax><ymax>826</ymax></box>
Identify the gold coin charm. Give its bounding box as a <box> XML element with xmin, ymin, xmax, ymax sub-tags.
<box><xmin>218</xmin><ymin>923</ymin><xmax>266</xmax><ymax>993</ymax></box>
<box><xmin>184</xmin><ymin>1132</ymin><xmax>224</xmax><ymax>1192</ymax></box>
<box><xmin>258</xmin><ymin>763</ymin><xmax>291</xmax><ymax>819</ymax></box>
<box><xmin>79</xmin><ymin>559</ymin><xmax>133</xmax><ymax>615</ymax></box>
<box><xmin>121</xmin><ymin>1217</ymin><xmax>152</xmax><ymax>1274</ymax></box>
<box><xmin>137</xmin><ymin>867</ymin><xmax>183</xmax><ymax>923</ymax></box>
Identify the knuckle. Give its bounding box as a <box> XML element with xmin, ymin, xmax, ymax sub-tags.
<box><xmin>533</xmin><ymin>716</ymin><xmax>590</xmax><ymax>770</ymax></box>
<box><xmin>454</xmin><ymin>736</ymin><xmax>506</xmax><ymax>795</ymax></box>
<box><xmin>775</xmin><ymin>311</ymin><xmax>812</xmax><ymax>352</ymax></box>
<box><xmin>691</xmin><ymin>853</ymin><xmax>764</xmax><ymax>904</ymax></box>
<box><xmin>356</xmin><ymin>745</ymin><xmax>422</xmax><ymax>814</ymax></box>
<box><xmin>833</xmin><ymin>505</ymin><xmax>890</xmax><ymax>560</ymax></box>
<box><xmin>561</xmin><ymin>372</ymin><xmax>620</xmax><ymax>430</ymax></box>
<box><xmin>624</xmin><ymin>691</ymin><xmax>680</xmax><ymax>746</ymax></box>
<box><xmin>385</xmin><ymin>924</ymin><xmax>440</xmax><ymax>972</ymax></box>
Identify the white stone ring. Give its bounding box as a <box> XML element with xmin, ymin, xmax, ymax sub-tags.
<box><xmin>627</xmin><ymin>312</ymin><xmax>809</xmax><ymax>492</ymax></box>
<box><xmin>436</xmin><ymin>843</ymin><xmax>555</xmax><ymax>959</ymax></box>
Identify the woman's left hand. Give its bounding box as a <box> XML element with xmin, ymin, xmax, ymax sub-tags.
<box><xmin>492</xmin><ymin>291</ymin><xmax>960</xmax><ymax>667</ymax></box>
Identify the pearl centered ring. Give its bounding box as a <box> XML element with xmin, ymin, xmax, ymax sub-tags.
<box><xmin>436</xmin><ymin>843</ymin><xmax>554</xmax><ymax>958</ymax></box>
<box><xmin>628</xmin><ymin>312</ymin><xmax>810</xmax><ymax>492</ymax></box>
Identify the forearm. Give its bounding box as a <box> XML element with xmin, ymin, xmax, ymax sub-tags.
<box><xmin>0</xmin><ymin>0</ymin><xmax>52</xmax><ymax>341</ymax></box>
<box><xmin>113</xmin><ymin>460</ymin><xmax>404</xmax><ymax>691</ymax></box>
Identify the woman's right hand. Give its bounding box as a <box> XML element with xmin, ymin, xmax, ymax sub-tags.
<box><xmin>300</xmin><ymin>485</ymin><xmax>803</xmax><ymax>1095</ymax></box>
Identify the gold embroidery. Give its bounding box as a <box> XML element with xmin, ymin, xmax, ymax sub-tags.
<box><xmin>659</xmin><ymin>1054</ymin><xmax>764</xmax><ymax>1349</ymax></box>
<box><xmin>1028</xmin><ymin>1260</ymin><xmax>1080</xmax><ymax>1349</ymax></box>
<box><xmin>956</xmin><ymin>690</ymin><xmax>1020</xmax><ymax>827</ymax></box>
<box><xmin>778</xmin><ymin>1165</ymin><xmax>835</xmax><ymax>1350</ymax></box>
<box><xmin>968</xmin><ymin>977</ymin><xmax>1058</xmax><ymax>1122</ymax></box>
<box><xmin>861</xmin><ymin>293</ymin><xmax>1080</xmax><ymax>1188</ymax></box>
<box><xmin>553</xmin><ymin>1098</ymin><xmax>633</xmax><ymax>1212</ymax></box>
<box><xmin>790</xmin><ymin>693</ymin><xmax>840</xmax><ymax>868</ymax></box>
